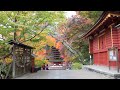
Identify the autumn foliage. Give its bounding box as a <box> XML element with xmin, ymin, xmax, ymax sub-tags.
<box><xmin>52</xmin><ymin>12</ymin><xmax>102</xmax><ymax>64</ymax></box>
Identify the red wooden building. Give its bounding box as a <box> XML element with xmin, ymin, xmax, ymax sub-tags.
<box><xmin>81</xmin><ymin>11</ymin><xmax>120</xmax><ymax>70</ymax></box>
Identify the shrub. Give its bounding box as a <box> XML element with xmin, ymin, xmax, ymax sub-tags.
<box><xmin>35</xmin><ymin>60</ymin><xmax>43</xmax><ymax>67</ymax></box>
<box><xmin>5</xmin><ymin>58</ymin><xmax>13</xmax><ymax>64</ymax></box>
<box><xmin>0</xmin><ymin>60</ymin><xmax>2</xmax><ymax>63</ymax></box>
<box><xmin>34</xmin><ymin>58</ymin><xmax>49</xmax><ymax>67</ymax></box>
<box><xmin>71</xmin><ymin>62</ymin><xmax>82</xmax><ymax>70</ymax></box>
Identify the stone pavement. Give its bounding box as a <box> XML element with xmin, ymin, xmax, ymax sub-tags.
<box><xmin>15</xmin><ymin>69</ymin><xmax>114</xmax><ymax>79</ymax></box>
<box><xmin>83</xmin><ymin>65</ymin><xmax>120</xmax><ymax>79</ymax></box>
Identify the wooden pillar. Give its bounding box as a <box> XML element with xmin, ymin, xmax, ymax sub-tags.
<box><xmin>88</xmin><ymin>38</ymin><xmax>90</xmax><ymax>54</ymax></box>
<box><xmin>12</xmin><ymin>45</ymin><xmax>16</xmax><ymax>78</ymax></box>
<box><xmin>110</xmin><ymin>25</ymin><xmax>113</xmax><ymax>47</ymax></box>
<box><xmin>31</xmin><ymin>56</ymin><xmax>35</xmax><ymax>73</ymax></box>
<box><xmin>30</xmin><ymin>49</ymin><xmax>32</xmax><ymax>70</ymax></box>
<box><xmin>23</xmin><ymin>48</ymin><xmax>26</xmax><ymax>74</ymax></box>
<box><xmin>89</xmin><ymin>38</ymin><xmax>92</xmax><ymax>65</ymax></box>
<box><xmin>107</xmin><ymin>48</ymin><xmax>110</xmax><ymax>70</ymax></box>
<box><xmin>116</xmin><ymin>48</ymin><xmax>119</xmax><ymax>72</ymax></box>
<box><xmin>98</xmin><ymin>37</ymin><xmax>100</xmax><ymax>65</ymax></box>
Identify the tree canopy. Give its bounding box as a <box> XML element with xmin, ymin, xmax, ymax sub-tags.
<box><xmin>0</xmin><ymin>11</ymin><xmax>65</xmax><ymax>57</ymax></box>
<box><xmin>0</xmin><ymin>11</ymin><xmax>103</xmax><ymax>64</ymax></box>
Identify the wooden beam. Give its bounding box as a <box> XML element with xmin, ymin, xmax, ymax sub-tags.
<box><xmin>99</xmin><ymin>29</ymin><xmax>105</xmax><ymax>34</ymax></box>
<box><xmin>98</xmin><ymin>32</ymin><xmax>105</xmax><ymax>37</ymax></box>
<box><xmin>110</xmin><ymin>25</ymin><xmax>113</xmax><ymax>47</ymax></box>
<box><xmin>110</xmin><ymin>13</ymin><xmax>120</xmax><ymax>17</ymax></box>
<box><xmin>93</xmin><ymin>14</ymin><xmax>111</xmax><ymax>33</ymax></box>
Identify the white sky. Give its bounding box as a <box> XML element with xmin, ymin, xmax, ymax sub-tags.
<box><xmin>0</xmin><ymin>34</ymin><xmax>2</xmax><ymax>40</ymax></box>
<box><xmin>64</xmin><ymin>11</ymin><xmax>76</xmax><ymax>18</ymax></box>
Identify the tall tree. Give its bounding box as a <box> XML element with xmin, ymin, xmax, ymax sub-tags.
<box><xmin>0</xmin><ymin>11</ymin><xmax>65</xmax><ymax>57</ymax></box>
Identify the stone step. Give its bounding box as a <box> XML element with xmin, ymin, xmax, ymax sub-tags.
<box><xmin>52</xmin><ymin>55</ymin><xmax>61</xmax><ymax>56</ymax></box>
<box><xmin>52</xmin><ymin>52</ymin><xmax>59</xmax><ymax>53</ymax></box>
<box><xmin>52</xmin><ymin>53</ymin><xmax>60</xmax><ymax>55</ymax></box>
<box><xmin>49</xmin><ymin>60</ymin><xmax>64</xmax><ymax>62</ymax></box>
<box><xmin>52</xmin><ymin>56</ymin><xmax>60</xmax><ymax>58</ymax></box>
<box><xmin>49</xmin><ymin>47</ymin><xmax>63</xmax><ymax>64</ymax></box>
<box><xmin>53</xmin><ymin>56</ymin><xmax>61</xmax><ymax>58</ymax></box>
<box><xmin>49</xmin><ymin>56</ymin><xmax>61</xmax><ymax>58</ymax></box>
<box><xmin>48</xmin><ymin>66</ymin><xmax>66</xmax><ymax>70</ymax></box>
<box><xmin>52</xmin><ymin>52</ymin><xmax>60</xmax><ymax>53</ymax></box>
<box><xmin>51</xmin><ymin>48</ymin><xmax>58</xmax><ymax>50</ymax></box>
<box><xmin>52</xmin><ymin>50</ymin><xmax>59</xmax><ymax>52</ymax></box>
<box><xmin>53</xmin><ymin>58</ymin><xmax>62</xmax><ymax>59</ymax></box>
<box><xmin>52</xmin><ymin>54</ymin><xmax>60</xmax><ymax>55</ymax></box>
<box><xmin>51</xmin><ymin>49</ymin><xmax>59</xmax><ymax>51</ymax></box>
<box><xmin>52</xmin><ymin>54</ymin><xmax>61</xmax><ymax>56</ymax></box>
<box><xmin>53</xmin><ymin>54</ymin><xmax>60</xmax><ymax>56</ymax></box>
<box><xmin>51</xmin><ymin>55</ymin><xmax>61</xmax><ymax>57</ymax></box>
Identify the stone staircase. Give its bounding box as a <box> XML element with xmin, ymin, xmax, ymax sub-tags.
<box><xmin>49</xmin><ymin>47</ymin><xmax>63</xmax><ymax>63</ymax></box>
<box><xmin>48</xmin><ymin>46</ymin><xmax>65</xmax><ymax>70</ymax></box>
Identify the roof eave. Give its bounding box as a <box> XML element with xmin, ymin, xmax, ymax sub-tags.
<box><xmin>81</xmin><ymin>11</ymin><xmax>120</xmax><ymax>40</ymax></box>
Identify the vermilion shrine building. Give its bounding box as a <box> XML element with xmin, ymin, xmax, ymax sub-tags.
<box><xmin>82</xmin><ymin>11</ymin><xmax>120</xmax><ymax>70</ymax></box>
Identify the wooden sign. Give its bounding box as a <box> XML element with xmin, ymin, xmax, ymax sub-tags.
<box><xmin>108</xmin><ymin>47</ymin><xmax>118</xmax><ymax>61</ymax></box>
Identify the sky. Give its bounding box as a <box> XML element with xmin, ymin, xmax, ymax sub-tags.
<box><xmin>64</xmin><ymin>11</ymin><xmax>76</xmax><ymax>18</ymax></box>
<box><xmin>0</xmin><ymin>34</ymin><xmax>2</xmax><ymax>40</ymax></box>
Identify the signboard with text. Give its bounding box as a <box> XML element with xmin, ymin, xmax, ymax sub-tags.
<box><xmin>108</xmin><ymin>47</ymin><xmax>118</xmax><ymax>61</ymax></box>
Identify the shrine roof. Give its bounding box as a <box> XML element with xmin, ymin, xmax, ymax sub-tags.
<box><xmin>8</xmin><ymin>40</ymin><xmax>35</xmax><ymax>49</ymax></box>
<box><xmin>81</xmin><ymin>11</ymin><xmax>120</xmax><ymax>39</ymax></box>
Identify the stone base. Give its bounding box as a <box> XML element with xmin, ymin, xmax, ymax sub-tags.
<box><xmin>49</xmin><ymin>66</ymin><xmax>66</xmax><ymax>70</ymax></box>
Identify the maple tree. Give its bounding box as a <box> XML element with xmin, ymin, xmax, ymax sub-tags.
<box><xmin>0</xmin><ymin>11</ymin><xmax>65</xmax><ymax>57</ymax></box>
<box><xmin>51</xmin><ymin>11</ymin><xmax>103</xmax><ymax>64</ymax></box>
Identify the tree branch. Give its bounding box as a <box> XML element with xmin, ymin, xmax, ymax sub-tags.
<box><xmin>5</xmin><ymin>12</ymin><xmax>13</xmax><ymax>22</ymax></box>
<box><xmin>50</xmin><ymin>32</ymin><xmax>84</xmax><ymax>64</ymax></box>
<box><xmin>21</xmin><ymin>23</ymin><xmax>49</xmax><ymax>43</ymax></box>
